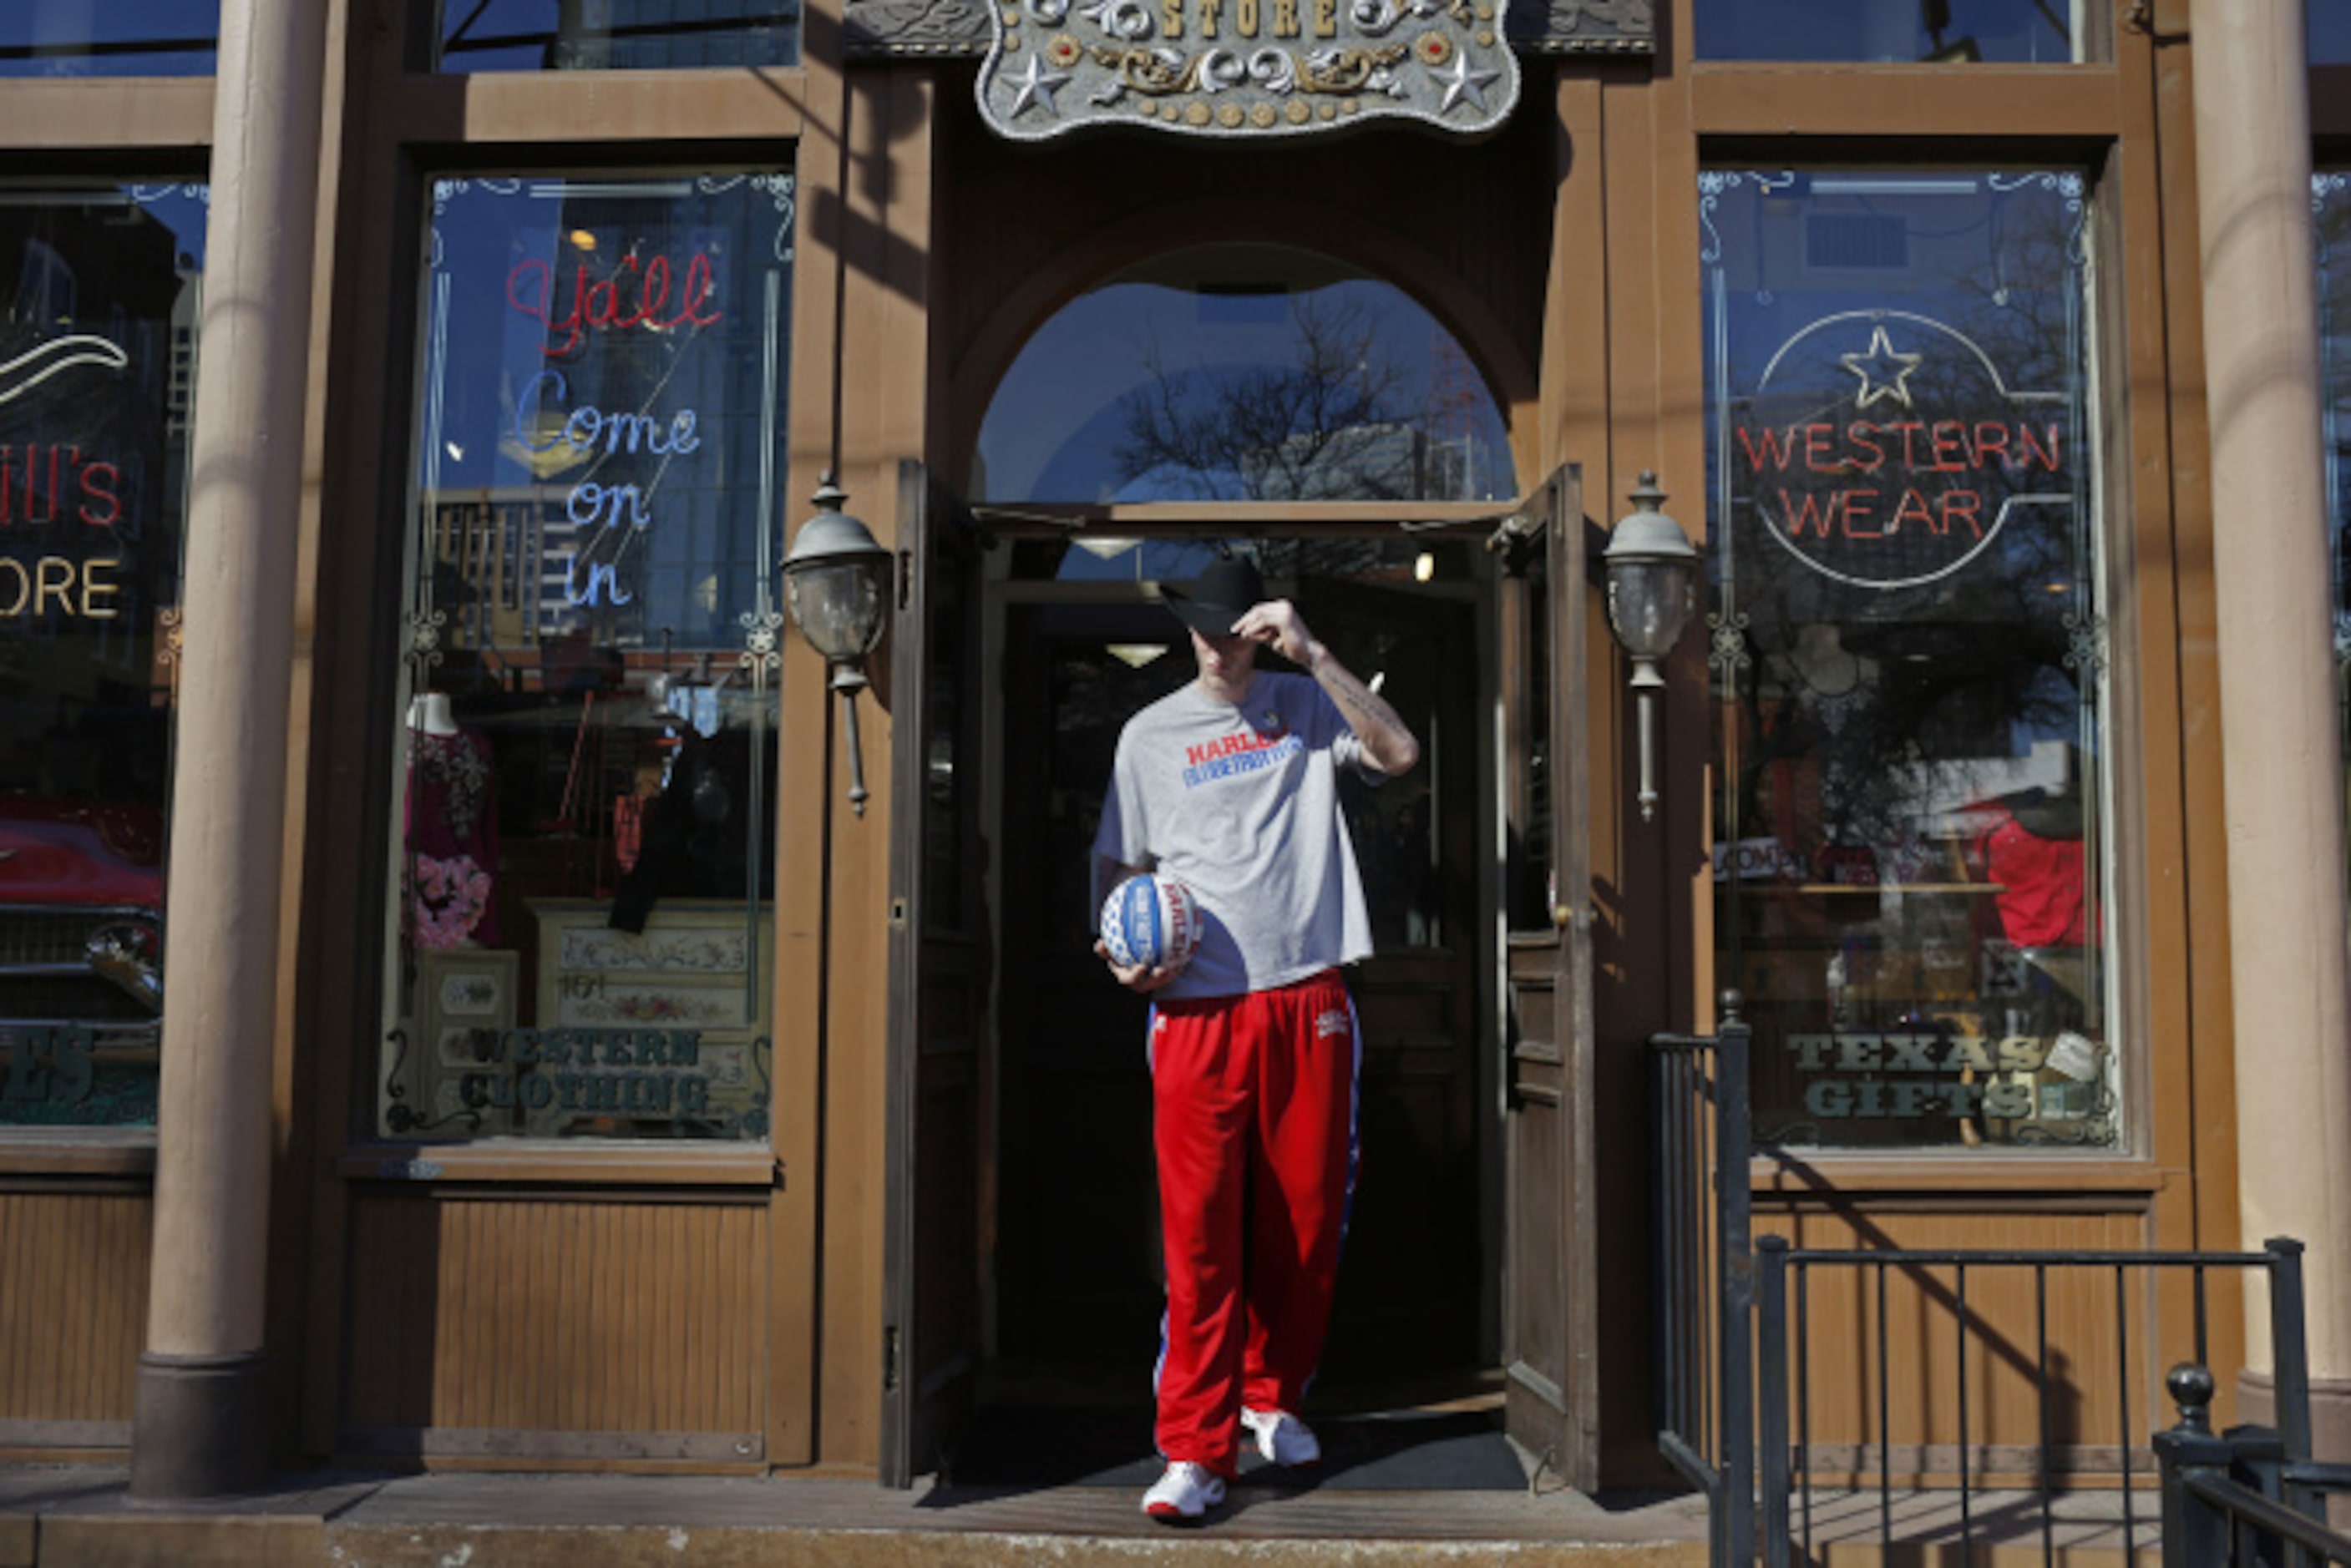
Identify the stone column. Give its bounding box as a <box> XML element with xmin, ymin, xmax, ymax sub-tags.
<box><xmin>129</xmin><ymin>0</ymin><xmax>330</xmax><ymax>1500</ymax></box>
<box><xmin>2186</xmin><ymin>0</ymin><xmax>2351</xmax><ymax>1452</ymax></box>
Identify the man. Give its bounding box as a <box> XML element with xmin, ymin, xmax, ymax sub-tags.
<box><xmin>1092</xmin><ymin>552</ymin><xmax>1421</xmax><ymax>1523</ymax></box>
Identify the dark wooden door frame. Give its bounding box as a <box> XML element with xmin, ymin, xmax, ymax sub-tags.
<box><xmin>880</xmin><ymin>459</ymin><xmax>987</xmax><ymax>1488</ymax></box>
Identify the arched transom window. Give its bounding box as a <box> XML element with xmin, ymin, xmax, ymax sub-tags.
<box><xmin>975</xmin><ymin>244</ymin><xmax>1516</xmax><ymax>505</ymax></box>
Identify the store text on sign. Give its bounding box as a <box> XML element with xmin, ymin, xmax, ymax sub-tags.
<box><xmin>453</xmin><ymin>1026</ymin><xmax>712</xmax><ymax>1120</ymax></box>
<box><xmin>0</xmin><ymin>443</ymin><xmax>126</xmax><ymax>621</ymax></box>
<box><xmin>1735</xmin><ymin>419</ymin><xmax>2062</xmax><ymax>543</ymax></box>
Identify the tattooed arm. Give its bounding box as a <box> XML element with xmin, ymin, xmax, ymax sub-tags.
<box><xmin>1230</xmin><ymin>599</ymin><xmax>1421</xmax><ymax>776</ymax></box>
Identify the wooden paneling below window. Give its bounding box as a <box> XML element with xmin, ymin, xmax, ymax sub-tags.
<box><xmin>0</xmin><ymin>1188</ymin><xmax>149</xmax><ymax>1451</ymax></box>
<box><xmin>340</xmin><ymin>1190</ymin><xmax>767</xmax><ymax>1466</ymax></box>
<box><xmin>1752</xmin><ymin>1203</ymin><xmax>2214</xmax><ymax>1485</ymax></box>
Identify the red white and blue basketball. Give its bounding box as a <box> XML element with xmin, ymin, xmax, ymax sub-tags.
<box><xmin>1099</xmin><ymin>873</ymin><xmax>1202</xmax><ymax>974</ymax></box>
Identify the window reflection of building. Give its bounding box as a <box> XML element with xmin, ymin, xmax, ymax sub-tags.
<box><xmin>439</xmin><ymin>0</ymin><xmax>801</xmax><ymax>73</ymax></box>
<box><xmin>1694</xmin><ymin>0</ymin><xmax>2080</xmax><ymax>63</ymax></box>
<box><xmin>2314</xmin><ymin>5</ymin><xmax>2351</xmax><ymax>65</ymax></box>
<box><xmin>0</xmin><ymin>3</ymin><xmax>220</xmax><ymax>78</ymax></box>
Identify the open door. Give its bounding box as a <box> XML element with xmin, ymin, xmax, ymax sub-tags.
<box><xmin>1498</xmin><ymin>465</ymin><xmax>1599</xmax><ymax>1489</ymax></box>
<box><xmin>1294</xmin><ymin>572</ymin><xmax>1484</xmax><ymax>1379</ymax></box>
<box><xmin>880</xmin><ymin>459</ymin><xmax>988</xmax><ymax>1487</ymax></box>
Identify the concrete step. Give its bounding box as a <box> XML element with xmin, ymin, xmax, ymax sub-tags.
<box><xmin>2</xmin><ymin>1468</ymin><xmax>1715</xmax><ymax>1567</ymax></box>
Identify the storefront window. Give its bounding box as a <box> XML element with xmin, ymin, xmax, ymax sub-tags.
<box><xmin>0</xmin><ymin>185</ymin><xmax>206</xmax><ymax>1128</ymax></box>
<box><xmin>438</xmin><ymin>0</ymin><xmax>798</xmax><ymax>72</ymax></box>
<box><xmin>1701</xmin><ymin>169</ymin><xmax>2117</xmax><ymax>1151</ymax></box>
<box><xmin>385</xmin><ymin>173</ymin><xmax>793</xmax><ymax>1141</ymax></box>
<box><xmin>1695</xmin><ymin>0</ymin><xmax>2085</xmax><ymax>63</ymax></box>
<box><xmin>2320</xmin><ymin>173</ymin><xmax>2351</xmax><ymax>888</ymax></box>
<box><xmin>0</xmin><ymin>3</ymin><xmax>217</xmax><ymax>78</ymax></box>
<box><xmin>975</xmin><ymin>245</ymin><xmax>1515</xmax><ymax>504</ymax></box>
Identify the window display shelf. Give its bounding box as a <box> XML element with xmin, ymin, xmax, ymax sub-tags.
<box><xmin>337</xmin><ymin>1138</ymin><xmax>778</xmax><ymax>1186</ymax></box>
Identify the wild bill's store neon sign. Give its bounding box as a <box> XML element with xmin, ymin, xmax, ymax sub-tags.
<box><xmin>0</xmin><ymin>333</ymin><xmax>139</xmax><ymax>622</ymax></box>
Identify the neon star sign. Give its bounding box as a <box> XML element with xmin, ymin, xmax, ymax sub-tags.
<box><xmin>1841</xmin><ymin>324</ymin><xmax>1922</xmax><ymax>411</ymax></box>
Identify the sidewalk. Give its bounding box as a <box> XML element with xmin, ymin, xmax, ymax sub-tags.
<box><xmin>0</xmin><ymin>1464</ymin><xmax>1717</xmax><ymax>1567</ymax></box>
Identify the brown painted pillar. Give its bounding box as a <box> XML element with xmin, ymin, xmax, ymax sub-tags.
<box><xmin>129</xmin><ymin>0</ymin><xmax>330</xmax><ymax>1500</ymax></box>
<box><xmin>2186</xmin><ymin>0</ymin><xmax>2351</xmax><ymax>1447</ymax></box>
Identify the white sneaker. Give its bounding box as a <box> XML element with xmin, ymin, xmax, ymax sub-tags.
<box><xmin>1142</xmin><ymin>1459</ymin><xmax>1226</xmax><ymax>1522</ymax></box>
<box><xmin>1240</xmin><ymin>1406</ymin><xmax>1321</xmax><ymax>1467</ymax></box>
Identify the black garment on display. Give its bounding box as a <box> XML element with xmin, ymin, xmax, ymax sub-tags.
<box><xmin>606</xmin><ymin>727</ymin><xmax>755</xmax><ymax>933</ymax></box>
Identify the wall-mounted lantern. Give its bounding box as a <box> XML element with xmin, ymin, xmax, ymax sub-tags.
<box><xmin>783</xmin><ymin>475</ymin><xmax>893</xmax><ymax>816</ymax></box>
<box><xmin>1601</xmin><ymin>471</ymin><xmax>1700</xmax><ymax>823</ymax></box>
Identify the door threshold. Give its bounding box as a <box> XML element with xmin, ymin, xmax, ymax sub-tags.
<box><xmin>976</xmin><ymin>1358</ymin><xmax>1505</xmax><ymax>1415</ymax></box>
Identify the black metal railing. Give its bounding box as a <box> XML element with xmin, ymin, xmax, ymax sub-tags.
<box><xmin>1649</xmin><ymin>996</ymin><xmax>1754</xmax><ymax>1568</ymax></box>
<box><xmin>1753</xmin><ymin>1237</ymin><xmax>2313</xmax><ymax>1566</ymax></box>
<box><xmin>2156</xmin><ymin>1360</ymin><xmax>2351</xmax><ymax>1566</ymax></box>
<box><xmin>1648</xmin><ymin>1002</ymin><xmax>2338</xmax><ymax>1566</ymax></box>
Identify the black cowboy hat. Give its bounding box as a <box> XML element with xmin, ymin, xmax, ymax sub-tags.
<box><xmin>1161</xmin><ymin>554</ymin><xmax>1265</xmax><ymax>638</ymax></box>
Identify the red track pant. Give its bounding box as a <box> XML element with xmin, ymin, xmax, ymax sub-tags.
<box><xmin>1148</xmin><ymin>968</ymin><xmax>1360</xmax><ymax>1476</ymax></box>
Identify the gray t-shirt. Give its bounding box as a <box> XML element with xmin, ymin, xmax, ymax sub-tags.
<box><xmin>1092</xmin><ymin>670</ymin><xmax>1381</xmax><ymax>1001</ymax></box>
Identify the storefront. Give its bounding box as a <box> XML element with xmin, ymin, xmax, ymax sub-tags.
<box><xmin>0</xmin><ymin>0</ymin><xmax>2343</xmax><ymax>1501</ymax></box>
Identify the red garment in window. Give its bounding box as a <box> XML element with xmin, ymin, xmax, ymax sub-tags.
<box><xmin>1979</xmin><ymin>804</ymin><xmax>2085</xmax><ymax>948</ymax></box>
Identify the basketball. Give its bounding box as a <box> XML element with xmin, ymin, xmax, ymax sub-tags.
<box><xmin>1099</xmin><ymin>873</ymin><xmax>1202</xmax><ymax>974</ymax></box>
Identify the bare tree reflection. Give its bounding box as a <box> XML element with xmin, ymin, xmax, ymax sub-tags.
<box><xmin>1109</xmin><ymin>291</ymin><xmax>1457</xmax><ymax>502</ymax></box>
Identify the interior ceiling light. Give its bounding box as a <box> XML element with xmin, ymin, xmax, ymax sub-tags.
<box><xmin>1106</xmin><ymin>643</ymin><xmax>1170</xmax><ymax>668</ymax></box>
<box><xmin>1073</xmin><ymin>537</ymin><xmax>1137</xmax><ymax>560</ymax></box>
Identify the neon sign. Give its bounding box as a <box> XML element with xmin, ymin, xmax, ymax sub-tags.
<box><xmin>502</xmin><ymin>258</ymin><xmax>725</xmax><ymax>607</ymax></box>
<box><xmin>505</xmin><ymin>253</ymin><xmax>723</xmax><ymax>360</ymax></box>
<box><xmin>1731</xmin><ymin>310</ymin><xmax>2073</xmax><ymax>592</ymax></box>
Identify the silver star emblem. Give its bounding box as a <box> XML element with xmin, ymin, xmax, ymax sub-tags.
<box><xmin>1435</xmin><ymin>52</ymin><xmax>1498</xmax><ymax>114</ymax></box>
<box><xmin>1842</xmin><ymin>324</ymin><xmax>1923</xmax><ymax>411</ymax></box>
<box><xmin>1007</xmin><ymin>52</ymin><xmax>1070</xmax><ymax>118</ymax></box>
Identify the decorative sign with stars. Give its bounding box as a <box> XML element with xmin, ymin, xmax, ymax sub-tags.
<box><xmin>1729</xmin><ymin>308</ymin><xmax>2074</xmax><ymax>594</ymax></box>
<box><xmin>975</xmin><ymin>0</ymin><xmax>1520</xmax><ymax>139</ymax></box>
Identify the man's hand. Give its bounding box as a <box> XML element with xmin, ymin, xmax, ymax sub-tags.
<box><xmin>1096</xmin><ymin>939</ymin><xmax>1179</xmax><ymax>994</ymax></box>
<box><xmin>1229</xmin><ymin>599</ymin><xmax>1323</xmax><ymax>669</ymax></box>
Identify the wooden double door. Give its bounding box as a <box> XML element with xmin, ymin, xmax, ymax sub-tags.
<box><xmin>883</xmin><ymin>473</ymin><xmax>1595</xmax><ymax>1488</ymax></box>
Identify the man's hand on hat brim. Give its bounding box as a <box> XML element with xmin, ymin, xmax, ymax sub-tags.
<box><xmin>1229</xmin><ymin>599</ymin><xmax>1320</xmax><ymax>669</ymax></box>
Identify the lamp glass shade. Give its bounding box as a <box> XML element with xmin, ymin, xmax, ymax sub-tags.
<box><xmin>785</xmin><ymin>559</ymin><xmax>888</xmax><ymax>662</ymax></box>
<box><xmin>1606</xmin><ymin>555</ymin><xmax>1698</xmax><ymax>663</ymax></box>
